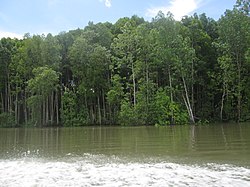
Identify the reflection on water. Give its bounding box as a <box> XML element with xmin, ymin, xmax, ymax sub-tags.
<box><xmin>0</xmin><ymin>124</ymin><xmax>250</xmax><ymax>186</ymax></box>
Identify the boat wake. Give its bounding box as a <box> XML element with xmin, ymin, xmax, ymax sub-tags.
<box><xmin>0</xmin><ymin>154</ymin><xmax>250</xmax><ymax>187</ymax></box>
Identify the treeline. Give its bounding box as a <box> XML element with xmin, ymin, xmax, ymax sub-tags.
<box><xmin>0</xmin><ymin>1</ymin><xmax>249</xmax><ymax>127</ymax></box>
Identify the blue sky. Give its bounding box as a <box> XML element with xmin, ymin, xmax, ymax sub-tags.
<box><xmin>0</xmin><ymin>0</ymin><xmax>236</xmax><ymax>39</ymax></box>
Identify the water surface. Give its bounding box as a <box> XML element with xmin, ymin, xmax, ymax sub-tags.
<box><xmin>0</xmin><ymin>124</ymin><xmax>250</xmax><ymax>186</ymax></box>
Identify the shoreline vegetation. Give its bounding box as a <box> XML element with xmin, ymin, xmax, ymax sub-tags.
<box><xmin>0</xmin><ymin>0</ymin><xmax>249</xmax><ymax>127</ymax></box>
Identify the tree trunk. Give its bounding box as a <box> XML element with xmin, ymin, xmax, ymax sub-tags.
<box><xmin>5</xmin><ymin>81</ymin><xmax>8</xmax><ymax>113</ymax></box>
<box><xmin>168</xmin><ymin>67</ymin><xmax>174</xmax><ymax>125</ymax></box>
<box><xmin>102</xmin><ymin>90</ymin><xmax>106</xmax><ymax>123</ymax></box>
<box><xmin>220</xmin><ymin>83</ymin><xmax>226</xmax><ymax>121</ymax></box>
<box><xmin>146</xmin><ymin>60</ymin><xmax>149</xmax><ymax>124</ymax></box>
<box><xmin>56</xmin><ymin>90</ymin><xmax>59</xmax><ymax>125</ymax></box>
<box><xmin>131</xmin><ymin>62</ymin><xmax>136</xmax><ymax>106</ymax></box>
<box><xmin>84</xmin><ymin>91</ymin><xmax>88</xmax><ymax>109</ymax></box>
<box><xmin>191</xmin><ymin>58</ymin><xmax>194</xmax><ymax>115</ymax></box>
<box><xmin>191</xmin><ymin>35</ymin><xmax>195</xmax><ymax>116</ymax></box>
<box><xmin>237</xmin><ymin>67</ymin><xmax>241</xmax><ymax>123</ymax></box>
<box><xmin>108</xmin><ymin>102</ymin><xmax>112</xmax><ymax>124</ymax></box>
<box><xmin>182</xmin><ymin>76</ymin><xmax>195</xmax><ymax>123</ymax></box>
<box><xmin>15</xmin><ymin>91</ymin><xmax>18</xmax><ymax>125</ymax></box>
<box><xmin>91</xmin><ymin>105</ymin><xmax>95</xmax><ymax>124</ymax></box>
<box><xmin>24</xmin><ymin>90</ymin><xmax>28</xmax><ymax>125</ymax></box>
<box><xmin>51</xmin><ymin>92</ymin><xmax>54</xmax><ymax>124</ymax></box>
<box><xmin>43</xmin><ymin>98</ymin><xmax>46</xmax><ymax>126</ymax></box>
<box><xmin>97</xmin><ymin>96</ymin><xmax>101</xmax><ymax>125</ymax></box>
<box><xmin>182</xmin><ymin>93</ymin><xmax>191</xmax><ymax>120</ymax></box>
<box><xmin>46</xmin><ymin>96</ymin><xmax>49</xmax><ymax>125</ymax></box>
<box><xmin>0</xmin><ymin>92</ymin><xmax>4</xmax><ymax>113</ymax></box>
<box><xmin>236</xmin><ymin>53</ymin><xmax>241</xmax><ymax>123</ymax></box>
<box><xmin>8</xmin><ymin>80</ymin><xmax>12</xmax><ymax>114</ymax></box>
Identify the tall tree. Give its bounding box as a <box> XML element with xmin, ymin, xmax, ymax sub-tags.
<box><xmin>172</xmin><ymin>36</ymin><xmax>196</xmax><ymax>123</ymax></box>
<box><xmin>218</xmin><ymin>8</ymin><xmax>250</xmax><ymax>122</ymax></box>
<box><xmin>111</xmin><ymin>20</ymin><xmax>140</xmax><ymax>106</ymax></box>
<box><xmin>27</xmin><ymin>66</ymin><xmax>59</xmax><ymax>126</ymax></box>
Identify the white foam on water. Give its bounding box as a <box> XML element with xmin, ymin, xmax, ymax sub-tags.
<box><xmin>0</xmin><ymin>155</ymin><xmax>250</xmax><ymax>187</ymax></box>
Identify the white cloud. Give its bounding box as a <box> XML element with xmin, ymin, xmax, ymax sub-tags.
<box><xmin>0</xmin><ymin>31</ymin><xmax>23</xmax><ymax>39</ymax></box>
<box><xmin>146</xmin><ymin>0</ymin><xmax>201</xmax><ymax>20</ymax></box>
<box><xmin>105</xmin><ymin>0</ymin><xmax>111</xmax><ymax>8</ymax></box>
<box><xmin>99</xmin><ymin>0</ymin><xmax>112</xmax><ymax>8</ymax></box>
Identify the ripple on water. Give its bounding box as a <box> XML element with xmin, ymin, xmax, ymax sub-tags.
<box><xmin>0</xmin><ymin>155</ymin><xmax>250</xmax><ymax>187</ymax></box>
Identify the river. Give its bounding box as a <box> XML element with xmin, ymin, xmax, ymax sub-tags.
<box><xmin>0</xmin><ymin>124</ymin><xmax>250</xmax><ymax>186</ymax></box>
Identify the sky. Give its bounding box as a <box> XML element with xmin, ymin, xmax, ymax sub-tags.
<box><xmin>0</xmin><ymin>0</ymin><xmax>236</xmax><ymax>39</ymax></box>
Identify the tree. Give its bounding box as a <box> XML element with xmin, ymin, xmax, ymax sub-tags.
<box><xmin>218</xmin><ymin>8</ymin><xmax>250</xmax><ymax>122</ymax></box>
<box><xmin>27</xmin><ymin>66</ymin><xmax>59</xmax><ymax>126</ymax></box>
<box><xmin>84</xmin><ymin>22</ymin><xmax>113</xmax><ymax>49</ymax></box>
<box><xmin>181</xmin><ymin>13</ymin><xmax>219</xmax><ymax>121</ymax></box>
<box><xmin>0</xmin><ymin>38</ymin><xmax>18</xmax><ymax>115</ymax></box>
<box><xmin>111</xmin><ymin>20</ymin><xmax>140</xmax><ymax>106</ymax></box>
<box><xmin>235</xmin><ymin>0</ymin><xmax>250</xmax><ymax>15</ymax></box>
<box><xmin>152</xmin><ymin>12</ymin><xmax>189</xmax><ymax>125</ymax></box>
<box><xmin>107</xmin><ymin>74</ymin><xmax>124</xmax><ymax>124</ymax></box>
<box><xmin>0</xmin><ymin>38</ymin><xmax>21</xmax><ymax>127</ymax></box>
<box><xmin>172</xmin><ymin>36</ymin><xmax>196</xmax><ymax>123</ymax></box>
<box><xmin>153</xmin><ymin>88</ymin><xmax>188</xmax><ymax>126</ymax></box>
<box><xmin>88</xmin><ymin>45</ymin><xmax>110</xmax><ymax>124</ymax></box>
<box><xmin>0</xmin><ymin>5</ymin><xmax>249</xmax><ymax>126</ymax></box>
<box><xmin>69</xmin><ymin>32</ymin><xmax>111</xmax><ymax>125</ymax></box>
<box><xmin>41</xmin><ymin>33</ymin><xmax>62</xmax><ymax>70</ymax></box>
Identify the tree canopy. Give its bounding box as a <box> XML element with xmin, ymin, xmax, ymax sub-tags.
<box><xmin>0</xmin><ymin>0</ymin><xmax>249</xmax><ymax>127</ymax></box>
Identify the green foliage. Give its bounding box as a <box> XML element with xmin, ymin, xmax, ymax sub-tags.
<box><xmin>153</xmin><ymin>88</ymin><xmax>188</xmax><ymax>126</ymax></box>
<box><xmin>28</xmin><ymin>66</ymin><xmax>59</xmax><ymax>96</ymax></box>
<box><xmin>27</xmin><ymin>66</ymin><xmax>59</xmax><ymax>126</ymax></box>
<box><xmin>154</xmin><ymin>89</ymin><xmax>172</xmax><ymax>126</ymax></box>
<box><xmin>235</xmin><ymin>0</ymin><xmax>250</xmax><ymax>15</ymax></box>
<box><xmin>218</xmin><ymin>8</ymin><xmax>250</xmax><ymax>122</ymax></box>
<box><xmin>1</xmin><ymin>2</ymin><xmax>250</xmax><ymax>127</ymax></box>
<box><xmin>61</xmin><ymin>90</ymin><xmax>89</xmax><ymax>126</ymax></box>
<box><xmin>61</xmin><ymin>90</ymin><xmax>77</xmax><ymax>126</ymax></box>
<box><xmin>41</xmin><ymin>34</ymin><xmax>62</xmax><ymax>70</ymax></box>
<box><xmin>107</xmin><ymin>74</ymin><xmax>123</xmax><ymax>105</ymax></box>
<box><xmin>0</xmin><ymin>113</ymin><xmax>15</xmax><ymax>127</ymax></box>
<box><xmin>119</xmin><ymin>100</ymin><xmax>137</xmax><ymax>126</ymax></box>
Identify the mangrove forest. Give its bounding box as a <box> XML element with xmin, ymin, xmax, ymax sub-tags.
<box><xmin>0</xmin><ymin>0</ymin><xmax>249</xmax><ymax>127</ymax></box>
